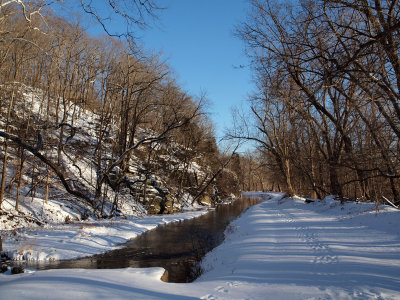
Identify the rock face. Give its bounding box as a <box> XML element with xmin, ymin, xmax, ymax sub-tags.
<box><xmin>113</xmin><ymin>169</ymin><xmax>181</xmax><ymax>215</ymax></box>
<box><xmin>147</xmin><ymin>197</ymin><xmax>163</xmax><ymax>214</ymax></box>
<box><xmin>162</xmin><ymin>200</ymin><xmax>174</xmax><ymax>214</ymax></box>
<box><xmin>146</xmin><ymin>197</ymin><xmax>176</xmax><ymax>215</ymax></box>
<box><xmin>161</xmin><ymin>270</ymin><xmax>169</xmax><ymax>282</ymax></box>
<box><xmin>11</xmin><ymin>266</ymin><xmax>24</xmax><ymax>274</ymax></box>
<box><xmin>135</xmin><ymin>178</ymin><xmax>184</xmax><ymax>215</ymax></box>
<box><xmin>1</xmin><ymin>264</ymin><xmax>8</xmax><ymax>273</ymax></box>
<box><xmin>199</xmin><ymin>195</ymin><xmax>212</xmax><ymax>206</ymax></box>
<box><xmin>94</xmin><ymin>151</ymin><xmax>220</xmax><ymax>215</ymax></box>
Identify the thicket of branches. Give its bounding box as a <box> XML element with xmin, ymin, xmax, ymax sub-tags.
<box><xmin>0</xmin><ymin>1</ymin><xmax>239</xmax><ymax>216</ymax></box>
<box><xmin>233</xmin><ymin>0</ymin><xmax>400</xmax><ymax>203</ymax></box>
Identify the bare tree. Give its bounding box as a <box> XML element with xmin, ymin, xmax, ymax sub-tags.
<box><xmin>78</xmin><ymin>0</ymin><xmax>162</xmax><ymax>39</ymax></box>
<box><xmin>235</xmin><ymin>0</ymin><xmax>400</xmax><ymax>202</ymax></box>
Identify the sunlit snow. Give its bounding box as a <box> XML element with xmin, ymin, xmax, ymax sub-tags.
<box><xmin>1</xmin><ymin>192</ymin><xmax>400</xmax><ymax>299</ymax></box>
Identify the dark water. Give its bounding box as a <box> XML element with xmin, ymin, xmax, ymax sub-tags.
<box><xmin>18</xmin><ymin>197</ymin><xmax>261</xmax><ymax>282</ymax></box>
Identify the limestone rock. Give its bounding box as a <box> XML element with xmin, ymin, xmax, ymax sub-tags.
<box><xmin>1</xmin><ymin>264</ymin><xmax>8</xmax><ymax>273</ymax></box>
<box><xmin>199</xmin><ymin>195</ymin><xmax>212</xmax><ymax>206</ymax></box>
<box><xmin>162</xmin><ymin>200</ymin><xmax>174</xmax><ymax>214</ymax></box>
<box><xmin>147</xmin><ymin>197</ymin><xmax>163</xmax><ymax>214</ymax></box>
<box><xmin>11</xmin><ymin>266</ymin><xmax>24</xmax><ymax>274</ymax></box>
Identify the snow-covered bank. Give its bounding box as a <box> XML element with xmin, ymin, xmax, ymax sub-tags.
<box><xmin>1</xmin><ymin>208</ymin><xmax>208</xmax><ymax>262</ymax></box>
<box><xmin>1</xmin><ymin>192</ymin><xmax>400</xmax><ymax>299</ymax></box>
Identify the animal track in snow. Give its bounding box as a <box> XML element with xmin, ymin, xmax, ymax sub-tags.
<box><xmin>215</xmin><ymin>286</ymin><xmax>228</xmax><ymax>293</ymax></box>
<box><xmin>200</xmin><ymin>294</ymin><xmax>218</xmax><ymax>300</ymax></box>
<box><xmin>281</xmin><ymin>210</ymin><xmax>339</xmax><ymax>266</ymax></box>
<box><xmin>227</xmin><ymin>281</ymin><xmax>240</xmax><ymax>287</ymax></box>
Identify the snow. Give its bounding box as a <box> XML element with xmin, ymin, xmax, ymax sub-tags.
<box><xmin>0</xmin><ymin>84</ymin><xmax>216</xmax><ymax>234</ymax></box>
<box><xmin>1</xmin><ymin>209</ymin><xmax>207</xmax><ymax>262</ymax></box>
<box><xmin>1</xmin><ymin>192</ymin><xmax>400</xmax><ymax>299</ymax></box>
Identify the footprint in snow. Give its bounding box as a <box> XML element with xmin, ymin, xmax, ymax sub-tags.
<box><xmin>284</xmin><ymin>211</ymin><xmax>339</xmax><ymax>266</ymax></box>
<box><xmin>227</xmin><ymin>281</ymin><xmax>240</xmax><ymax>287</ymax></box>
<box><xmin>200</xmin><ymin>294</ymin><xmax>218</xmax><ymax>300</ymax></box>
<box><xmin>215</xmin><ymin>286</ymin><xmax>228</xmax><ymax>293</ymax></box>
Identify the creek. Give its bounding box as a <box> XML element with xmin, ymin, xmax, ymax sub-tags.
<box><xmin>18</xmin><ymin>197</ymin><xmax>261</xmax><ymax>282</ymax></box>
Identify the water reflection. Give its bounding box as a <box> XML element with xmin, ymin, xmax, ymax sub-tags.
<box><xmin>24</xmin><ymin>197</ymin><xmax>261</xmax><ymax>282</ymax></box>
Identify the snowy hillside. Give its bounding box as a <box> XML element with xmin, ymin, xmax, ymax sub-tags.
<box><xmin>0</xmin><ymin>83</ymin><xmax>234</xmax><ymax>231</ymax></box>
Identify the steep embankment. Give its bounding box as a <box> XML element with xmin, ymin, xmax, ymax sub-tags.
<box><xmin>0</xmin><ymin>84</ymin><xmax>223</xmax><ymax>231</ymax></box>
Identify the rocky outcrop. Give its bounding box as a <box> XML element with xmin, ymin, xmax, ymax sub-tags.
<box><xmin>116</xmin><ymin>172</ymin><xmax>180</xmax><ymax>214</ymax></box>
<box><xmin>199</xmin><ymin>195</ymin><xmax>212</xmax><ymax>206</ymax></box>
<box><xmin>1</xmin><ymin>264</ymin><xmax>8</xmax><ymax>273</ymax></box>
<box><xmin>11</xmin><ymin>266</ymin><xmax>24</xmax><ymax>274</ymax></box>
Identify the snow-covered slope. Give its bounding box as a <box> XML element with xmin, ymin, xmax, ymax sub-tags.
<box><xmin>1</xmin><ymin>208</ymin><xmax>207</xmax><ymax>262</ymax></box>
<box><xmin>0</xmin><ymin>84</ymin><xmax>219</xmax><ymax>230</ymax></box>
<box><xmin>1</xmin><ymin>192</ymin><xmax>399</xmax><ymax>299</ymax></box>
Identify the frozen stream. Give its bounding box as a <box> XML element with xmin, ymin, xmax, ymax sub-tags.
<box><xmin>20</xmin><ymin>197</ymin><xmax>261</xmax><ymax>282</ymax></box>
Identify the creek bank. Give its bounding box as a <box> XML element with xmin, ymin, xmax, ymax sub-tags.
<box><xmin>0</xmin><ymin>205</ymin><xmax>211</xmax><ymax>264</ymax></box>
<box><xmin>2</xmin><ymin>192</ymin><xmax>400</xmax><ymax>299</ymax></box>
<box><xmin>4</xmin><ymin>196</ymin><xmax>261</xmax><ymax>283</ymax></box>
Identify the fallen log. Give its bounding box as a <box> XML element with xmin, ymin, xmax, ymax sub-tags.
<box><xmin>382</xmin><ymin>196</ymin><xmax>399</xmax><ymax>209</ymax></box>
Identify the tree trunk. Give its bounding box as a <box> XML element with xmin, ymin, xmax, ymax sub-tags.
<box><xmin>45</xmin><ymin>166</ymin><xmax>49</xmax><ymax>204</ymax></box>
<box><xmin>284</xmin><ymin>157</ymin><xmax>295</xmax><ymax>196</ymax></box>
<box><xmin>328</xmin><ymin>161</ymin><xmax>343</xmax><ymax>198</ymax></box>
<box><xmin>0</xmin><ymin>141</ymin><xmax>9</xmax><ymax>209</ymax></box>
<box><xmin>0</xmin><ymin>90</ymin><xmax>15</xmax><ymax>209</ymax></box>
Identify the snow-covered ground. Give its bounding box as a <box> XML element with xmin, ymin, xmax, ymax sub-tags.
<box><xmin>1</xmin><ymin>192</ymin><xmax>400</xmax><ymax>299</ymax></box>
<box><xmin>1</xmin><ymin>206</ymin><xmax>208</xmax><ymax>262</ymax></box>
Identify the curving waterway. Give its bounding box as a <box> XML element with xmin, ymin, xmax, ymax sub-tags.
<box><xmin>21</xmin><ymin>197</ymin><xmax>261</xmax><ymax>282</ymax></box>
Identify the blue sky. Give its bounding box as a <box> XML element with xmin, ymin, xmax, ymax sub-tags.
<box><xmin>56</xmin><ymin>0</ymin><xmax>254</xmax><ymax>144</ymax></box>
<box><xmin>139</xmin><ymin>0</ymin><xmax>253</xmax><ymax>142</ymax></box>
